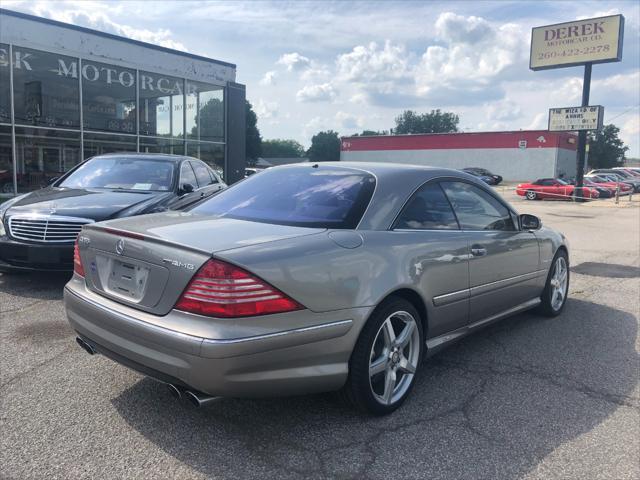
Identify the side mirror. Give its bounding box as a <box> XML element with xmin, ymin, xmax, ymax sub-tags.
<box><xmin>520</xmin><ymin>214</ymin><xmax>542</xmax><ymax>231</ymax></box>
<box><xmin>180</xmin><ymin>183</ymin><xmax>194</xmax><ymax>195</ymax></box>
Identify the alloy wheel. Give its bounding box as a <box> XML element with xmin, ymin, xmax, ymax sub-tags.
<box><xmin>368</xmin><ymin>311</ymin><xmax>420</xmax><ymax>406</ymax></box>
<box><xmin>550</xmin><ymin>256</ymin><xmax>568</xmax><ymax>311</ymax></box>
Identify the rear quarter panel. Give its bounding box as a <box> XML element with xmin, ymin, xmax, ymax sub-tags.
<box><xmin>215</xmin><ymin>229</ymin><xmax>471</xmax><ymax>339</ymax></box>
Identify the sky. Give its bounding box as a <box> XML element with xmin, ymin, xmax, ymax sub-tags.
<box><xmin>3</xmin><ymin>0</ymin><xmax>640</xmax><ymax>156</ymax></box>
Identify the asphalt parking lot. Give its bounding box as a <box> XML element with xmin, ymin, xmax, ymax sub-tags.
<box><xmin>1</xmin><ymin>192</ymin><xmax>639</xmax><ymax>480</ymax></box>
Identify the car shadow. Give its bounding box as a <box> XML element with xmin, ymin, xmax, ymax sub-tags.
<box><xmin>0</xmin><ymin>271</ymin><xmax>71</xmax><ymax>301</ymax></box>
<box><xmin>111</xmin><ymin>298</ymin><xmax>638</xmax><ymax>479</ymax></box>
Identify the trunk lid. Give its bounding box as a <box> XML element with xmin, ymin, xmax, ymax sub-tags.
<box><xmin>78</xmin><ymin>212</ymin><xmax>325</xmax><ymax>315</ymax></box>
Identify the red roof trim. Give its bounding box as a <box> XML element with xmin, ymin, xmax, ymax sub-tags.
<box><xmin>341</xmin><ymin>130</ymin><xmax>577</xmax><ymax>151</ymax></box>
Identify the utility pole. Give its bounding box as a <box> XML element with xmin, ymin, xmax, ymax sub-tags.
<box><xmin>574</xmin><ymin>63</ymin><xmax>592</xmax><ymax>202</ymax></box>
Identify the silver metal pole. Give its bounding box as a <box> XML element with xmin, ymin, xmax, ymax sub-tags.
<box><xmin>9</xmin><ymin>44</ymin><xmax>17</xmax><ymax>195</ymax></box>
<box><xmin>135</xmin><ymin>69</ymin><xmax>140</xmax><ymax>152</ymax></box>
<box><xmin>78</xmin><ymin>57</ymin><xmax>84</xmax><ymax>160</ymax></box>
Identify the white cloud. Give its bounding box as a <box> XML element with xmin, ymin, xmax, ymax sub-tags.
<box><xmin>335</xmin><ymin>111</ymin><xmax>363</xmax><ymax>130</ymax></box>
<box><xmin>296</xmin><ymin>83</ymin><xmax>337</xmax><ymax>102</ymax></box>
<box><xmin>277</xmin><ymin>52</ymin><xmax>311</xmax><ymax>72</ymax></box>
<box><xmin>416</xmin><ymin>13</ymin><xmax>527</xmax><ymax>96</ymax></box>
<box><xmin>435</xmin><ymin>12</ymin><xmax>493</xmax><ymax>44</ymax></box>
<box><xmin>336</xmin><ymin>41</ymin><xmax>412</xmax><ymax>83</ymax></box>
<box><xmin>259</xmin><ymin>71</ymin><xmax>277</xmax><ymax>86</ymax></box>
<box><xmin>255</xmin><ymin>99</ymin><xmax>279</xmax><ymax>119</ymax></box>
<box><xmin>486</xmin><ymin>99</ymin><xmax>522</xmax><ymax>122</ymax></box>
<box><xmin>28</xmin><ymin>1</ymin><xmax>187</xmax><ymax>50</ymax></box>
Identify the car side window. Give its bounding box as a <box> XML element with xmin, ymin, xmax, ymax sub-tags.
<box><xmin>180</xmin><ymin>162</ymin><xmax>197</xmax><ymax>188</ymax></box>
<box><xmin>441</xmin><ymin>181</ymin><xmax>516</xmax><ymax>231</ymax></box>
<box><xmin>394</xmin><ymin>182</ymin><xmax>459</xmax><ymax>230</ymax></box>
<box><xmin>541</xmin><ymin>179</ymin><xmax>555</xmax><ymax>186</ymax></box>
<box><xmin>191</xmin><ymin>161</ymin><xmax>215</xmax><ymax>188</ymax></box>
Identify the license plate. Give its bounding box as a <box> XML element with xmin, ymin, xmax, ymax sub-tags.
<box><xmin>107</xmin><ymin>259</ymin><xmax>149</xmax><ymax>301</ymax></box>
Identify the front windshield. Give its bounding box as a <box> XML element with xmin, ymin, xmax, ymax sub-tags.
<box><xmin>60</xmin><ymin>157</ymin><xmax>174</xmax><ymax>191</ymax></box>
<box><xmin>191</xmin><ymin>165</ymin><xmax>376</xmax><ymax>229</ymax></box>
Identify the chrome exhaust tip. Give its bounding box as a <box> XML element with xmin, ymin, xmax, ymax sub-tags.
<box><xmin>76</xmin><ymin>337</ymin><xmax>97</xmax><ymax>355</ymax></box>
<box><xmin>167</xmin><ymin>383</ymin><xmax>183</xmax><ymax>400</ymax></box>
<box><xmin>184</xmin><ymin>390</ymin><xmax>222</xmax><ymax>408</ymax></box>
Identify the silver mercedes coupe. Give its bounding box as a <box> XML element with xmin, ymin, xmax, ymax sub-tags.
<box><xmin>65</xmin><ymin>162</ymin><xmax>569</xmax><ymax>415</ymax></box>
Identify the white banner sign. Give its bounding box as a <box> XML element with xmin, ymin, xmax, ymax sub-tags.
<box><xmin>548</xmin><ymin>105</ymin><xmax>604</xmax><ymax>132</ymax></box>
<box><xmin>530</xmin><ymin>15</ymin><xmax>624</xmax><ymax>70</ymax></box>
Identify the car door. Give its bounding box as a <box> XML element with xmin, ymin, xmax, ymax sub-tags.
<box><xmin>167</xmin><ymin>161</ymin><xmax>202</xmax><ymax>210</ymax></box>
<box><xmin>191</xmin><ymin>160</ymin><xmax>225</xmax><ymax>200</ymax></box>
<box><xmin>440</xmin><ymin>181</ymin><xmax>541</xmax><ymax>325</ymax></box>
<box><xmin>391</xmin><ymin>181</ymin><xmax>470</xmax><ymax>337</ymax></box>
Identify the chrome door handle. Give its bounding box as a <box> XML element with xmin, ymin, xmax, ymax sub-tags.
<box><xmin>471</xmin><ymin>245</ymin><xmax>487</xmax><ymax>257</ymax></box>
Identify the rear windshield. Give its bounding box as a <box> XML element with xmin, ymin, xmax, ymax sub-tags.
<box><xmin>60</xmin><ymin>157</ymin><xmax>174</xmax><ymax>191</ymax></box>
<box><xmin>191</xmin><ymin>165</ymin><xmax>376</xmax><ymax>228</ymax></box>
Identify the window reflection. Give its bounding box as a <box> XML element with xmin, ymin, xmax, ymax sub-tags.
<box><xmin>83</xmin><ymin>132</ymin><xmax>137</xmax><ymax>159</ymax></box>
<box><xmin>11</xmin><ymin>46</ymin><xmax>80</xmax><ymax>128</ymax></box>
<box><xmin>0</xmin><ymin>125</ymin><xmax>13</xmax><ymax>195</ymax></box>
<box><xmin>186</xmin><ymin>81</ymin><xmax>224</xmax><ymax>142</ymax></box>
<box><xmin>140</xmin><ymin>136</ymin><xmax>184</xmax><ymax>155</ymax></box>
<box><xmin>187</xmin><ymin>142</ymin><xmax>224</xmax><ymax>179</ymax></box>
<box><xmin>14</xmin><ymin>127</ymin><xmax>80</xmax><ymax>193</ymax></box>
<box><xmin>82</xmin><ymin>60</ymin><xmax>136</xmax><ymax>133</ymax></box>
<box><xmin>139</xmin><ymin>71</ymin><xmax>184</xmax><ymax>138</ymax></box>
<box><xmin>0</xmin><ymin>44</ymin><xmax>11</xmax><ymax>123</ymax></box>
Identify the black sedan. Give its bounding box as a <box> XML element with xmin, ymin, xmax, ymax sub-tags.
<box><xmin>0</xmin><ymin>153</ymin><xmax>226</xmax><ymax>272</ymax></box>
<box><xmin>462</xmin><ymin>167</ymin><xmax>502</xmax><ymax>185</ymax></box>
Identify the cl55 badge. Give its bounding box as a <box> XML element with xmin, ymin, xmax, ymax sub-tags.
<box><xmin>78</xmin><ymin>235</ymin><xmax>91</xmax><ymax>246</ymax></box>
<box><xmin>162</xmin><ymin>258</ymin><xmax>195</xmax><ymax>270</ymax></box>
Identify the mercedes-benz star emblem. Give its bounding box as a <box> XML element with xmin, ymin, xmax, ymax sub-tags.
<box><xmin>115</xmin><ymin>238</ymin><xmax>125</xmax><ymax>255</ymax></box>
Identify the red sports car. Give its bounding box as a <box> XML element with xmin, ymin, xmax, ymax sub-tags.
<box><xmin>516</xmin><ymin>178</ymin><xmax>599</xmax><ymax>200</ymax></box>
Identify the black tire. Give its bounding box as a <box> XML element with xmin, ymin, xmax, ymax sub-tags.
<box><xmin>536</xmin><ymin>249</ymin><xmax>570</xmax><ymax>317</ymax></box>
<box><xmin>343</xmin><ymin>297</ymin><xmax>424</xmax><ymax>415</ymax></box>
<box><xmin>525</xmin><ymin>190</ymin><xmax>537</xmax><ymax>200</ymax></box>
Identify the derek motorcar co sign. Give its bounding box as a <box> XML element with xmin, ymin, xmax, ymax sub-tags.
<box><xmin>530</xmin><ymin>14</ymin><xmax>624</xmax><ymax>70</ymax></box>
<box><xmin>548</xmin><ymin>106</ymin><xmax>604</xmax><ymax>132</ymax></box>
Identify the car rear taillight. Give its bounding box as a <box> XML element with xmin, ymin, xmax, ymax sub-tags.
<box><xmin>175</xmin><ymin>259</ymin><xmax>304</xmax><ymax>318</ymax></box>
<box><xmin>73</xmin><ymin>238</ymin><xmax>85</xmax><ymax>277</ymax></box>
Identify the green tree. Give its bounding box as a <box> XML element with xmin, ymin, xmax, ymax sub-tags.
<box><xmin>262</xmin><ymin>139</ymin><xmax>306</xmax><ymax>158</ymax></box>
<box><xmin>353</xmin><ymin>129</ymin><xmax>389</xmax><ymax>136</ymax></box>
<box><xmin>245</xmin><ymin>101</ymin><xmax>262</xmax><ymax>165</ymax></box>
<box><xmin>588</xmin><ymin>124</ymin><xmax>629</xmax><ymax>168</ymax></box>
<box><xmin>394</xmin><ymin>109</ymin><xmax>459</xmax><ymax>134</ymax></box>
<box><xmin>307</xmin><ymin>130</ymin><xmax>341</xmax><ymax>162</ymax></box>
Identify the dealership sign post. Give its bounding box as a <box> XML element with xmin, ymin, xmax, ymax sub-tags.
<box><xmin>530</xmin><ymin>14</ymin><xmax>624</xmax><ymax>200</ymax></box>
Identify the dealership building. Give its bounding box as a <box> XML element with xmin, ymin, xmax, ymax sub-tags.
<box><xmin>0</xmin><ymin>9</ymin><xmax>246</xmax><ymax>196</ymax></box>
<box><xmin>341</xmin><ymin>130</ymin><xmax>578</xmax><ymax>181</ymax></box>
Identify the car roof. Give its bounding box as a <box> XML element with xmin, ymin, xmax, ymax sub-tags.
<box><xmin>270</xmin><ymin>161</ymin><xmax>514</xmax><ymax>230</ymax></box>
<box><xmin>92</xmin><ymin>152</ymin><xmax>188</xmax><ymax>163</ymax></box>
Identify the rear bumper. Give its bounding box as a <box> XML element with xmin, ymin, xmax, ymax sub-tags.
<box><xmin>64</xmin><ymin>276</ymin><xmax>370</xmax><ymax>397</ymax></box>
<box><xmin>0</xmin><ymin>237</ymin><xmax>73</xmax><ymax>271</ymax></box>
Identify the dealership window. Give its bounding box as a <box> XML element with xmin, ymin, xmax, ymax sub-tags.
<box><xmin>82</xmin><ymin>60</ymin><xmax>136</xmax><ymax>134</ymax></box>
<box><xmin>140</xmin><ymin>136</ymin><xmax>185</xmax><ymax>155</ymax></box>
<box><xmin>0</xmin><ymin>44</ymin><xmax>11</xmax><ymax>124</ymax></box>
<box><xmin>186</xmin><ymin>81</ymin><xmax>224</xmax><ymax>142</ymax></box>
<box><xmin>14</xmin><ymin>127</ymin><xmax>80</xmax><ymax>193</ymax></box>
<box><xmin>83</xmin><ymin>132</ymin><xmax>137</xmax><ymax>159</ymax></box>
<box><xmin>187</xmin><ymin>142</ymin><xmax>224</xmax><ymax>178</ymax></box>
<box><xmin>11</xmin><ymin>46</ymin><xmax>80</xmax><ymax>129</ymax></box>
<box><xmin>0</xmin><ymin>125</ymin><xmax>13</xmax><ymax>195</ymax></box>
<box><xmin>139</xmin><ymin>71</ymin><xmax>184</xmax><ymax>138</ymax></box>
